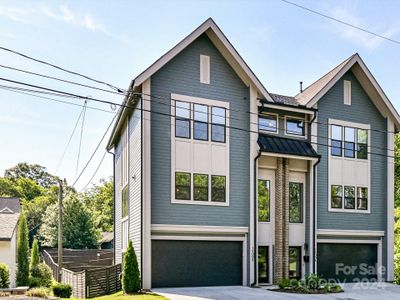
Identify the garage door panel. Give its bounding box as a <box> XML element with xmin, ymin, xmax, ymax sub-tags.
<box><xmin>317</xmin><ymin>243</ymin><xmax>377</xmax><ymax>282</ymax></box>
<box><xmin>152</xmin><ymin>240</ymin><xmax>242</xmax><ymax>288</ymax></box>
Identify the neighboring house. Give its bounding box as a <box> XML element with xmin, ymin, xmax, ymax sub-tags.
<box><xmin>0</xmin><ymin>197</ymin><xmax>21</xmax><ymax>287</ymax></box>
<box><xmin>99</xmin><ymin>232</ymin><xmax>113</xmax><ymax>249</ymax></box>
<box><xmin>106</xmin><ymin>18</ymin><xmax>400</xmax><ymax>288</ymax></box>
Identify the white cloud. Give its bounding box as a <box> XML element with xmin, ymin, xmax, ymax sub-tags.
<box><xmin>0</xmin><ymin>6</ymin><xmax>30</xmax><ymax>23</ymax></box>
<box><xmin>329</xmin><ymin>5</ymin><xmax>400</xmax><ymax>51</ymax></box>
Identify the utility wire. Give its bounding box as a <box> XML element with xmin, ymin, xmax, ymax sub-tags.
<box><xmin>0</xmin><ymin>46</ymin><xmax>126</xmax><ymax>92</ymax></box>
<box><xmin>279</xmin><ymin>0</ymin><xmax>400</xmax><ymax>45</ymax></box>
<box><xmin>79</xmin><ymin>150</ymin><xmax>107</xmax><ymax>192</ymax></box>
<box><xmin>75</xmin><ymin>101</ymin><xmax>87</xmax><ymax>179</ymax></box>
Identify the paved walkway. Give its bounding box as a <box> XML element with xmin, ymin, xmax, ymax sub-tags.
<box><xmin>154</xmin><ymin>283</ymin><xmax>400</xmax><ymax>300</ymax></box>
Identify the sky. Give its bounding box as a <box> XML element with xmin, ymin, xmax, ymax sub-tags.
<box><xmin>0</xmin><ymin>0</ymin><xmax>400</xmax><ymax>191</ymax></box>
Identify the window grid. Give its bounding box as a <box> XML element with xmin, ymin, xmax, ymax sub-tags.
<box><xmin>330</xmin><ymin>124</ymin><xmax>368</xmax><ymax>160</ymax></box>
<box><xmin>330</xmin><ymin>184</ymin><xmax>368</xmax><ymax>211</ymax></box>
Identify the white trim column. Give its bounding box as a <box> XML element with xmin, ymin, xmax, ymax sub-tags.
<box><xmin>142</xmin><ymin>78</ymin><xmax>152</xmax><ymax>289</ymax></box>
<box><xmin>387</xmin><ymin>118</ymin><xmax>395</xmax><ymax>281</ymax></box>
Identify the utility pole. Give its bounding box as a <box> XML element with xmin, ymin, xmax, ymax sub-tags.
<box><xmin>57</xmin><ymin>179</ymin><xmax>63</xmax><ymax>282</ymax></box>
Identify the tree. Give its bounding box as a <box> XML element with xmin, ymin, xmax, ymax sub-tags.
<box><xmin>30</xmin><ymin>239</ymin><xmax>40</xmax><ymax>270</ymax></box>
<box><xmin>5</xmin><ymin>163</ymin><xmax>59</xmax><ymax>189</ymax></box>
<box><xmin>395</xmin><ymin>134</ymin><xmax>400</xmax><ymax>208</ymax></box>
<box><xmin>82</xmin><ymin>177</ymin><xmax>114</xmax><ymax>232</ymax></box>
<box><xmin>39</xmin><ymin>194</ymin><xmax>99</xmax><ymax>249</ymax></box>
<box><xmin>16</xmin><ymin>214</ymin><xmax>29</xmax><ymax>286</ymax></box>
<box><xmin>122</xmin><ymin>240</ymin><xmax>140</xmax><ymax>293</ymax></box>
<box><xmin>0</xmin><ymin>177</ymin><xmax>43</xmax><ymax>202</ymax></box>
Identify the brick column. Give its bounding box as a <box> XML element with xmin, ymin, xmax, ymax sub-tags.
<box><xmin>282</xmin><ymin>158</ymin><xmax>290</xmax><ymax>279</ymax></box>
<box><xmin>274</xmin><ymin>158</ymin><xmax>283</xmax><ymax>283</ymax></box>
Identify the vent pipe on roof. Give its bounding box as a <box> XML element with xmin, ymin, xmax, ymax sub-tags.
<box><xmin>300</xmin><ymin>81</ymin><xmax>303</xmax><ymax>93</ymax></box>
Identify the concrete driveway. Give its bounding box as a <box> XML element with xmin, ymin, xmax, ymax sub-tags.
<box><xmin>154</xmin><ymin>283</ymin><xmax>400</xmax><ymax>300</ymax></box>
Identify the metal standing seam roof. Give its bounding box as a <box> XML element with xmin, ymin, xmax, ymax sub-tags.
<box><xmin>258</xmin><ymin>134</ymin><xmax>320</xmax><ymax>158</ymax></box>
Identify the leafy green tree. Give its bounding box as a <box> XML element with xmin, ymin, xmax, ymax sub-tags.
<box><xmin>82</xmin><ymin>177</ymin><xmax>114</xmax><ymax>232</ymax></box>
<box><xmin>395</xmin><ymin>134</ymin><xmax>400</xmax><ymax>208</ymax></box>
<box><xmin>122</xmin><ymin>240</ymin><xmax>140</xmax><ymax>293</ymax></box>
<box><xmin>16</xmin><ymin>214</ymin><xmax>29</xmax><ymax>286</ymax></box>
<box><xmin>5</xmin><ymin>162</ymin><xmax>59</xmax><ymax>189</ymax></box>
<box><xmin>30</xmin><ymin>239</ymin><xmax>40</xmax><ymax>270</ymax></box>
<box><xmin>39</xmin><ymin>194</ymin><xmax>99</xmax><ymax>249</ymax></box>
<box><xmin>0</xmin><ymin>177</ymin><xmax>43</xmax><ymax>202</ymax></box>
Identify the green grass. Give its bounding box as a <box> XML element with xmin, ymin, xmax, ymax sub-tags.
<box><xmin>62</xmin><ymin>291</ymin><xmax>168</xmax><ymax>300</ymax></box>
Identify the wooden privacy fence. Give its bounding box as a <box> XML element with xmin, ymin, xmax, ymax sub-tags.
<box><xmin>43</xmin><ymin>250</ymin><xmax>121</xmax><ymax>298</ymax></box>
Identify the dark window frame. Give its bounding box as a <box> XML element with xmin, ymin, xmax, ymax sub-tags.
<box><xmin>193</xmin><ymin>104</ymin><xmax>209</xmax><ymax>141</ymax></box>
<box><xmin>331</xmin><ymin>125</ymin><xmax>343</xmax><ymax>157</ymax></box>
<box><xmin>357</xmin><ymin>128</ymin><xmax>368</xmax><ymax>160</ymax></box>
<box><xmin>331</xmin><ymin>185</ymin><xmax>343</xmax><ymax>209</ymax></box>
<box><xmin>285</xmin><ymin>117</ymin><xmax>305</xmax><ymax>136</ymax></box>
<box><xmin>258</xmin><ymin>114</ymin><xmax>278</xmax><ymax>133</ymax></box>
<box><xmin>258</xmin><ymin>179</ymin><xmax>270</xmax><ymax>222</ymax></box>
<box><xmin>175</xmin><ymin>172</ymin><xmax>191</xmax><ymax>200</ymax></box>
<box><xmin>175</xmin><ymin>101</ymin><xmax>191</xmax><ymax>139</ymax></box>
<box><xmin>357</xmin><ymin>187</ymin><xmax>368</xmax><ymax>210</ymax></box>
<box><xmin>211</xmin><ymin>106</ymin><xmax>226</xmax><ymax>143</ymax></box>
<box><xmin>344</xmin><ymin>126</ymin><xmax>356</xmax><ymax>158</ymax></box>
<box><xmin>258</xmin><ymin>246</ymin><xmax>269</xmax><ymax>284</ymax></box>
<box><xmin>193</xmin><ymin>173</ymin><xmax>209</xmax><ymax>201</ymax></box>
<box><xmin>289</xmin><ymin>246</ymin><xmax>302</xmax><ymax>280</ymax></box>
<box><xmin>289</xmin><ymin>182</ymin><xmax>303</xmax><ymax>223</ymax></box>
<box><xmin>344</xmin><ymin>186</ymin><xmax>356</xmax><ymax>209</ymax></box>
<box><xmin>211</xmin><ymin>175</ymin><xmax>226</xmax><ymax>202</ymax></box>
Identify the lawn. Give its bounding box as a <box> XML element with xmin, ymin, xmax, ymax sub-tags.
<box><xmin>64</xmin><ymin>291</ymin><xmax>168</xmax><ymax>300</ymax></box>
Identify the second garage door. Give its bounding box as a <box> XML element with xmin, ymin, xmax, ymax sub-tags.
<box><xmin>152</xmin><ymin>240</ymin><xmax>243</xmax><ymax>288</ymax></box>
<box><xmin>317</xmin><ymin>243</ymin><xmax>378</xmax><ymax>282</ymax></box>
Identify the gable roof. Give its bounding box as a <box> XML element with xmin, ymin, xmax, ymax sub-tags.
<box><xmin>295</xmin><ymin>53</ymin><xmax>400</xmax><ymax>129</ymax></box>
<box><xmin>0</xmin><ymin>213</ymin><xmax>19</xmax><ymax>240</ymax></box>
<box><xmin>0</xmin><ymin>197</ymin><xmax>21</xmax><ymax>214</ymax></box>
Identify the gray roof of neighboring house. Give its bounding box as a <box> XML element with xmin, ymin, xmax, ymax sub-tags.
<box><xmin>99</xmin><ymin>232</ymin><xmax>114</xmax><ymax>244</ymax></box>
<box><xmin>269</xmin><ymin>93</ymin><xmax>300</xmax><ymax>106</ymax></box>
<box><xmin>0</xmin><ymin>198</ymin><xmax>20</xmax><ymax>241</ymax></box>
<box><xmin>0</xmin><ymin>197</ymin><xmax>21</xmax><ymax>214</ymax></box>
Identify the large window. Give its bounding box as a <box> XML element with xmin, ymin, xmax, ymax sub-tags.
<box><xmin>194</xmin><ymin>174</ymin><xmax>208</xmax><ymax>201</ymax></box>
<box><xmin>258</xmin><ymin>180</ymin><xmax>270</xmax><ymax>222</ymax></box>
<box><xmin>175</xmin><ymin>172</ymin><xmax>191</xmax><ymax>200</ymax></box>
<box><xmin>330</xmin><ymin>124</ymin><xmax>368</xmax><ymax>160</ymax></box>
<box><xmin>259</xmin><ymin>114</ymin><xmax>278</xmax><ymax>132</ymax></box>
<box><xmin>194</xmin><ymin>104</ymin><xmax>208</xmax><ymax>141</ymax></box>
<box><xmin>331</xmin><ymin>185</ymin><xmax>368</xmax><ymax>211</ymax></box>
<box><xmin>331</xmin><ymin>125</ymin><xmax>342</xmax><ymax>156</ymax></box>
<box><xmin>175</xmin><ymin>101</ymin><xmax>191</xmax><ymax>138</ymax></box>
<box><xmin>122</xmin><ymin>185</ymin><xmax>129</xmax><ymax>218</ymax></box>
<box><xmin>211</xmin><ymin>107</ymin><xmax>226</xmax><ymax>142</ymax></box>
<box><xmin>211</xmin><ymin>175</ymin><xmax>226</xmax><ymax>202</ymax></box>
<box><xmin>344</xmin><ymin>127</ymin><xmax>355</xmax><ymax>158</ymax></box>
<box><xmin>286</xmin><ymin>118</ymin><xmax>305</xmax><ymax>136</ymax></box>
<box><xmin>289</xmin><ymin>182</ymin><xmax>303</xmax><ymax>223</ymax></box>
<box><xmin>357</xmin><ymin>129</ymin><xmax>368</xmax><ymax>159</ymax></box>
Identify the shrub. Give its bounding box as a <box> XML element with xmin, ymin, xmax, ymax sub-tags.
<box><xmin>29</xmin><ymin>263</ymin><xmax>52</xmax><ymax>288</ymax></box>
<box><xmin>52</xmin><ymin>283</ymin><xmax>72</xmax><ymax>298</ymax></box>
<box><xmin>26</xmin><ymin>287</ymin><xmax>48</xmax><ymax>298</ymax></box>
<box><xmin>0</xmin><ymin>263</ymin><xmax>10</xmax><ymax>288</ymax></box>
<box><xmin>278</xmin><ymin>278</ymin><xmax>291</xmax><ymax>289</ymax></box>
<box><xmin>294</xmin><ymin>285</ymin><xmax>310</xmax><ymax>293</ymax></box>
<box><xmin>30</xmin><ymin>239</ymin><xmax>40</xmax><ymax>270</ymax></box>
<box><xmin>289</xmin><ymin>278</ymin><xmax>299</xmax><ymax>288</ymax></box>
<box><xmin>122</xmin><ymin>240</ymin><xmax>140</xmax><ymax>293</ymax></box>
<box><xmin>304</xmin><ymin>273</ymin><xmax>321</xmax><ymax>290</ymax></box>
<box><xmin>17</xmin><ymin>214</ymin><xmax>30</xmax><ymax>286</ymax></box>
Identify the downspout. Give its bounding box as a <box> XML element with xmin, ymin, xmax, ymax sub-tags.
<box><xmin>140</xmin><ymin>95</ymin><xmax>144</xmax><ymax>289</ymax></box>
<box><xmin>107</xmin><ymin>148</ymin><xmax>115</xmax><ymax>264</ymax></box>
<box><xmin>253</xmin><ymin>149</ymin><xmax>262</xmax><ymax>286</ymax></box>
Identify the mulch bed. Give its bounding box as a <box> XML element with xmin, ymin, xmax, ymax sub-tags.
<box><xmin>271</xmin><ymin>288</ymin><xmax>343</xmax><ymax>294</ymax></box>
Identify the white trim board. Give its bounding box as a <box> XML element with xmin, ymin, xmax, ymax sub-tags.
<box><xmin>260</xmin><ymin>152</ymin><xmax>319</xmax><ymax>162</ymax></box>
<box><xmin>151</xmin><ymin>224</ymin><xmax>249</xmax><ymax>235</ymax></box>
<box><xmin>387</xmin><ymin>118</ymin><xmax>395</xmax><ymax>281</ymax></box>
<box><xmin>317</xmin><ymin>229</ymin><xmax>385</xmax><ymax>237</ymax></box>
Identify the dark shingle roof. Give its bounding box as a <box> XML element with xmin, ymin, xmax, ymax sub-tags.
<box><xmin>258</xmin><ymin>134</ymin><xmax>320</xmax><ymax>158</ymax></box>
<box><xmin>0</xmin><ymin>197</ymin><xmax>21</xmax><ymax>213</ymax></box>
<box><xmin>269</xmin><ymin>93</ymin><xmax>300</xmax><ymax>106</ymax></box>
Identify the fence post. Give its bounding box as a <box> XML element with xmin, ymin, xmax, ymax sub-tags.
<box><xmin>85</xmin><ymin>270</ymin><xmax>89</xmax><ymax>299</ymax></box>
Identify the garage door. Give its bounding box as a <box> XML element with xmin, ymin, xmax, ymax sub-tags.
<box><xmin>317</xmin><ymin>243</ymin><xmax>377</xmax><ymax>282</ymax></box>
<box><xmin>152</xmin><ymin>240</ymin><xmax>242</xmax><ymax>287</ymax></box>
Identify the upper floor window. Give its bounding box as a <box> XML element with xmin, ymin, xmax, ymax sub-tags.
<box><xmin>286</xmin><ymin>117</ymin><xmax>305</xmax><ymax>136</ymax></box>
<box><xmin>259</xmin><ymin>114</ymin><xmax>278</xmax><ymax>133</ymax></box>
<box><xmin>330</xmin><ymin>125</ymin><xmax>368</xmax><ymax>160</ymax></box>
<box><xmin>122</xmin><ymin>185</ymin><xmax>129</xmax><ymax>219</ymax></box>
<box><xmin>121</xmin><ymin>120</ymin><xmax>129</xmax><ymax>187</ymax></box>
<box><xmin>194</xmin><ymin>104</ymin><xmax>208</xmax><ymax>141</ymax></box>
<box><xmin>344</xmin><ymin>80</ymin><xmax>351</xmax><ymax>105</ymax></box>
<box><xmin>211</xmin><ymin>107</ymin><xmax>226</xmax><ymax>143</ymax></box>
<box><xmin>200</xmin><ymin>54</ymin><xmax>210</xmax><ymax>84</ymax></box>
<box><xmin>289</xmin><ymin>182</ymin><xmax>303</xmax><ymax>223</ymax></box>
<box><xmin>258</xmin><ymin>179</ymin><xmax>270</xmax><ymax>222</ymax></box>
<box><xmin>175</xmin><ymin>101</ymin><xmax>191</xmax><ymax>138</ymax></box>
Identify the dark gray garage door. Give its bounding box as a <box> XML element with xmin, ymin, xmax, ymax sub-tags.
<box><xmin>152</xmin><ymin>240</ymin><xmax>242</xmax><ymax>287</ymax></box>
<box><xmin>317</xmin><ymin>243</ymin><xmax>377</xmax><ymax>282</ymax></box>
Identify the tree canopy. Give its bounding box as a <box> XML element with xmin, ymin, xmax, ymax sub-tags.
<box><xmin>5</xmin><ymin>163</ymin><xmax>59</xmax><ymax>189</ymax></box>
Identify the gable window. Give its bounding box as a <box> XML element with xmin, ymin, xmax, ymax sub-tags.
<box><xmin>344</xmin><ymin>80</ymin><xmax>351</xmax><ymax>105</ymax></box>
<box><xmin>344</xmin><ymin>186</ymin><xmax>355</xmax><ymax>209</ymax></box>
<box><xmin>331</xmin><ymin>125</ymin><xmax>342</xmax><ymax>156</ymax></box>
<box><xmin>286</xmin><ymin>118</ymin><xmax>305</xmax><ymax>136</ymax></box>
<box><xmin>200</xmin><ymin>54</ymin><xmax>210</xmax><ymax>84</ymax></box>
<box><xmin>194</xmin><ymin>104</ymin><xmax>208</xmax><ymax>141</ymax></box>
<box><xmin>289</xmin><ymin>182</ymin><xmax>303</xmax><ymax>223</ymax></box>
<box><xmin>357</xmin><ymin>129</ymin><xmax>368</xmax><ymax>159</ymax></box>
<box><xmin>357</xmin><ymin>187</ymin><xmax>368</xmax><ymax>210</ymax></box>
<box><xmin>258</xmin><ymin>180</ymin><xmax>270</xmax><ymax>222</ymax></box>
<box><xmin>175</xmin><ymin>172</ymin><xmax>191</xmax><ymax>200</ymax></box>
<box><xmin>331</xmin><ymin>185</ymin><xmax>342</xmax><ymax>209</ymax></box>
<box><xmin>175</xmin><ymin>101</ymin><xmax>191</xmax><ymax>138</ymax></box>
<box><xmin>259</xmin><ymin>114</ymin><xmax>278</xmax><ymax>133</ymax></box>
<box><xmin>344</xmin><ymin>127</ymin><xmax>355</xmax><ymax>158</ymax></box>
<box><xmin>211</xmin><ymin>175</ymin><xmax>226</xmax><ymax>202</ymax></box>
<box><xmin>211</xmin><ymin>107</ymin><xmax>226</xmax><ymax>143</ymax></box>
<box><xmin>194</xmin><ymin>174</ymin><xmax>208</xmax><ymax>201</ymax></box>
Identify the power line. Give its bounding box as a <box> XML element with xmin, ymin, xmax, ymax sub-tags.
<box><xmin>75</xmin><ymin>101</ymin><xmax>87</xmax><ymax>179</ymax></box>
<box><xmin>79</xmin><ymin>150</ymin><xmax>107</xmax><ymax>193</ymax></box>
<box><xmin>0</xmin><ymin>46</ymin><xmax>126</xmax><ymax>92</ymax></box>
<box><xmin>279</xmin><ymin>0</ymin><xmax>400</xmax><ymax>45</ymax></box>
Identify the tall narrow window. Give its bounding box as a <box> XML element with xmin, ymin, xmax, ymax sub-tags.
<box><xmin>194</xmin><ymin>174</ymin><xmax>208</xmax><ymax>201</ymax></box>
<box><xmin>344</xmin><ymin>127</ymin><xmax>355</xmax><ymax>158</ymax></box>
<box><xmin>211</xmin><ymin>175</ymin><xmax>226</xmax><ymax>202</ymax></box>
<box><xmin>344</xmin><ymin>186</ymin><xmax>355</xmax><ymax>209</ymax></box>
<box><xmin>344</xmin><ymin>80</ymin><xmax>351</xmax><ymax>105</ymax></box>
<box><xmin>121</xmin><ymin>120</ymin><xmax>129</xmax><ymax>187</ymax></box>
<box><xmin>289</xmin><ymin>247</ymin><xmax>302</xmax><ymax>279</ymax></box>
<box><xmin>211</xmin><ymin>107</ymin><xmax>226</xmax><ymax>143</ymax></box>
<box><xmin>122</xmin><ymin>186</ymin><xmax>129</xmax><ymax>218</ymax></box>
<box><xmin>259</xmin><ymin>114</ymin><xmax>278</xmax><ymax>132</ymax></box>
<box><xmin>357</xmin><ymin>187</ymin><xmax>368</xmax><ymax>210</ymax></box>
<box><xmin>286</xmin><ymin>118</ymin><xmax>305</xmax><ymax>136</ymax></box>
<box><xmin>200</xmin><ymin>55</ymin><xmax>210</xmax><ymax>84</ymax></box>
<box><xmin>194</xmin><ymin>104</ymin><xmax>208</xmax><ymax>141</ymax></box>
<box><xmin>175</xmin><ymin>172</ymin><xmax>191</xmax><ymax>200</ymax></box>
<box><xmin>258</xmin><ymin>246</ymin><xmax>269</xmax><ymax>284</ymax></box>
<box><xmin>331</xmin><ymin>185</ymin><xmax>343</xmax><ymax>209</ymax></box>
<box><xmin>357</xmin><ymin>129</ymin><xmax>368</xmax><ymax>159</ymax></box>
<box><xmin>175</xmin><ymin>101</ymin><xmax>190</xmax><ymax>138</ymax></box>
<box><xmin>289</xmin><ymin>182</ymin><xmax>303</xmax><ymax>223</ymax></box>
<box><xmin>331</xmin><ymin>125</ymin><xmax>342</xmax><ymax>156</ymax></box>
<box><xmin>258</xmin><ymin>180</ymin><xmax>270</xmax><ymax>222</ymax></box>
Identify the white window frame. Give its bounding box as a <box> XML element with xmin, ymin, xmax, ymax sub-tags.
<box><xmin>344</xmin><ymin>80</ymin><xmax>351</xmax><ymax>105</ymax></box>
<box><xmin>328</xmin><ymin>119</ymin><xmax>371</xmax><ymax>214</ymax></box>
<box><xmin>284</xmin><ymin>115</ymin><xmax>307</xmax><ymax>138</ymax></box>
<box><xmin>171</xmin><ymin>93</ymin><xmax>230</xmax><ymax>206</ymax></box>
<box><xmin>200</xmin><ymin>54</ymin><xmax>210</xmax><ymax>84</ymax></box>
<box><xmin>258</xmin><ymin>113</ymin><xmax>279</xmax><ymax>134</ymax></box>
